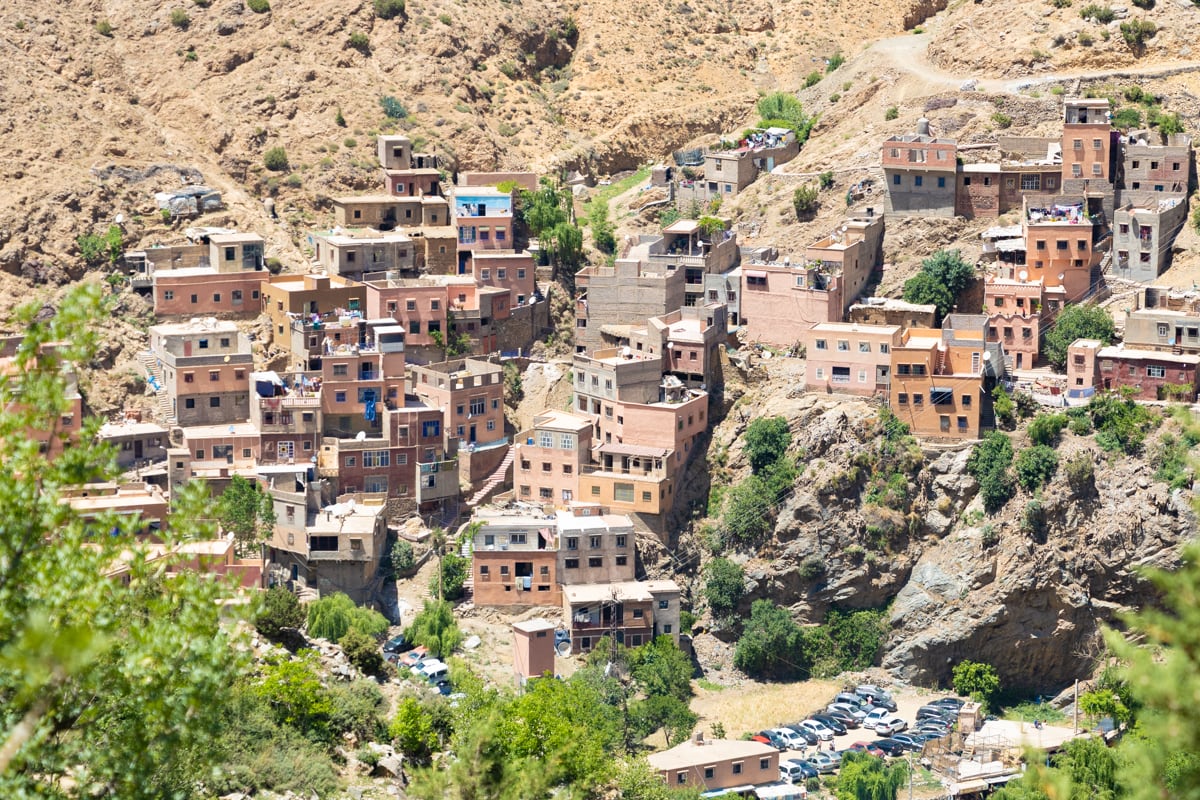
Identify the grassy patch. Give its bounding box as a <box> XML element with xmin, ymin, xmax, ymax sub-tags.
<box><xmin>585</xmin><ymin>166</ymin><xmax>651</xmax><ymax>212</ymax></box>
<box><xmin>696</xmin><ymin>678</ymin><xmax>725</xmax><ymax>692</ymax></box>
<box><xmin>1003</xmin><ymin>700</ymin><xmax>1068</xmax><ymax>723</ymax></box>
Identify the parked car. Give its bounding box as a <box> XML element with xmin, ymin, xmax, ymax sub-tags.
<box><xmin>750</xmin><ymin>735</ymin><xmax>774</xmax><ymax>747</ymax></box>
<box><xmin>874</xmin><ymin>716</ymin><xmax>908</xmax><ymax>736</ymax></box>
<box><xmin>855</xmin><ymin>686</ymin><xmax>898</xmax><ymax>712</ymax></box>
<box><xmin>915</xmin><ymin>713</ymin><xmax>954</xmax><ymax>730</ymax></box>
<box><xmin>829</xmin><ymin>702</ymin><xmax>868</xmax><ymax>722</ymax></box>
<box><xmin>917</xmin><ymin>704</ymin><xmax>957</xmax><ymax>721</ymax></box>
<box><xmin>846</xmin><ymin>742</ymin><xmax>886</xmax><ymax>758</ymax></box>
<box><xmin>773</xmin><ymin>727</ymin><xmax>810</xmax><ymax>750</ymax></box>
<box><xmin>915</xmin><ymin>722</ymin><xmax>952</xmax><ymax>737</ymax></box>
<box><xmin>862</xmin><ymin>707</ymin><xmax>892</xmax><ymax>728</ymax></box>
<box><xmin>891</xmin><ymin>733</ymin><xmax>931</xmax><ymax>751</ymax></box>
<box><xmin>398</xmin><ymin>646</ymin><xmax>429</xmax><ymax>668</ymax></box>
<box><xmin>430</xmin><ymin>678</ymin><xmax>453</xmax><ymax>696</ymax></box>
<box><xmin>799</xmin><ymin>719</ymin><xmax>835</xmax><ymax>742</ymax></box>
<box><xmin>834</xmin><ymin>692</ymin><xmax>868</xmax><ymax>709</ymax></box>
<box><xmin>781</xmin><ymin>759</ymin><xmax>819</xmax><ymax>782</ymax></box>
<box><xmin>808</xmin><ymin>751</ymin><xmax>840</xmax><ymax>773</ymax></box>
<box><xmin>811</xmin><ymin>714</ymin><xmax>847</xmax><ymax>735</ymax></box>
<box><xmin>381</xmin><ymin>634</ymin><xmax>411</xmax><ymax>655</ymax></box>
<box><xmin>758</xmin><ymin>730</ymin><xmax>789</xmax><ymax>751</ymax></box>
<box><xmin>874</xmin><ymin>738</ymin><xmax>908</xmax><ymax>757</ymax></box>
<box><xmin>783</xmin><ymin>724</ymin><xmax>820</xmax><ymax>745</ymax></box>
<box><xmin>824</xmin><ymin>706</ymin><xmax>863</xmax><ymax>727</ymax></box>
<box><xmin>930</xmin><ymin>697</ymin><xmax>966</xmax><ymax>710</ymax></box>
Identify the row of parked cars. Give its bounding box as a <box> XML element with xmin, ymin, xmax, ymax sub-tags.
<box><xmin>381</xmin><ymin>634</ymin><xmax>456</xmax><ymax>696</ymax></box>
<box><xmin>750</xmin><ymin>685</ymin><xmax>965</xmax><ymax>783</ymax></box>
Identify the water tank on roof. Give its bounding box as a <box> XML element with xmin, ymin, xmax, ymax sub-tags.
<box><xmin>916</xmin><ymin>118</ymin><xmax>931</xmax><ymax>136</ymax></box>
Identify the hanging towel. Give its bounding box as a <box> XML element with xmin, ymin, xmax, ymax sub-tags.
<box><xmin>364</xmin><ymin>398</ymin><xmax>377</xmax><ymax>422</ymax></box>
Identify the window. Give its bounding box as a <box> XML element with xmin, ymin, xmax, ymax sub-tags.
<box><xmin>913</xmin><ymin>393</ymin><xmax>923</xmax><ymax>405</ymax></box>
<box><xmin>914</xmin><ymin>175</ymin><xmax>923</xmax><ymax>187</ymax></box>
<box><xmin>859</xmin><ymin>341</ymin><xmax>871</xmax><ymax>353</ymax></box>
<box><xmin>733</xmin><ymin>763</ymin><xmax>743</xmax><ymax>775</ymax></box>
<box><xmin>958</xmin><ymin>416</ymin><xmax>968</xmax><ymax>430</ymax></box>
<box><xmin>760</xmin><ymin>758</ymin><xmax>770</xmax><ymax>770</ymax></box>
<box><xmin>1148</xmin><ymin>365</ymin><xmax>1166</xmax><ymax>378</ymax></box>
<box><xmin>962</xmin><ymin>394</ymin><xmax>972</xmax><ymax>408</ymax></box>
<box><xmin>335</xmin><ymin>391</ymin><xmax>346</xmax><ymax>403</ymax></box>
<box><xmin>589</xmin><ymin>535</ymin><xmax>602</xmax><ymax>549</ymax></box>
<box><xmin>963</xmin><ymin>176</ymin><xmax>971</xmax><ymax>186</ymax></box>
<box><xmin>614</xmin><ymin>483</ymin><xmax>635</xmax><ymax>503</ymax></box>
<box><xmin>363</xmin><ymin>450</ymin><xmax>390</xmax><ymax>467</ymax></box>
<box><xmin>642</xmin><ymin>490</ymin><xmax>652</xmax><ymax>502</ymax></box>
<box><xmin>1072</xmin><ymin>163</ymin><xmax>1082</xmax><ymax>177</ymax></box>
<box><xmin>333</xmin><ymin>364</ymin><xmax>348</xmax><ymax>377</ymax></box>
<box><xmin>897</xmin><ymin>393</ymin><xmax>908</xmax><ymax>405</ymax></box>
<box><xmin>632</xmin><ymin>609</ymin><xmax>644</xmax><ymax>619</ymax></box>
<box><xmin>588</xmin><ymin>557</ymin><xmax>603</xmax><ymax>568</ymax></box>
<box><xmin>539</xmin><ymin>487</ymin><xmax>553</xmax><ymax>499</ymax></box>
<box><xmin>837</xmin><ymin>340</ymin><xmax>849</xmax><ymax>351</ymax></box>
<box><xmin>209</xmin><ymin>397</ymin><xmax>220</xmax><ymax>407</ymax></box>
<box><xmin>1020</xmin><ymin>174</ymin><xmax>1041</xmax><ymax>191</ymax></box>
<box><xmin>616</xmin><ymin>535</ymin><xmax>627</xmax><ymax>548</ymax></box>
<box><xmin>1057</xmin><ymin>240</ymin><xmax>1069</xmax><ymax>251</ymax></box>
<box><xmin>565</xmin><ymin>558</ymin><xmax>579</xmax><ymax>569</ymax></box>
<box><xmin>677</xmin><ymin>773</ymin><xmax>687</xmax><ymax>785</ymax></box>
<box><xmin>190</xmin><ymin>294</ymin><xmax>198</xmax><ymax>304</ymax></box>
<box><xmin>163</xmin><ymin>290</ymin><xmax>174</xmax><ymax>301</ymax></box>
<box><xmin>937</xmin><ymin>176</ymin><xmax>945</xmax><ymax>188</ymax></box>
<box><xmin>940</xmin><ymin>415</ymin><xmax>951</xmax><ymax>433</ymax></box>
<box><xmin>893</xmin><ymin>174</ymin><xmax>901</xmax><ymax>185</ymax></box>
<box><xmin>815</xmin><ymin>339</ymin><xmax>827</xmax><ymax>351</ymax></box>
<box><xmin>209</xmin><ymin>370</ymin><xmax>220</xmax><ymax>382</ymax></box>
<box><xmin>511</xmin><ymin>534</ymin><xmax>527</xmax><ymax>545</ymax></box>
<box><xmin>184</xmin><ymin>398</ymin><xmax>195</xmax><ymax>409</ymax></box>
<box><xmin>879</xmin><ymin>343</ymin><xmax>889</xmax><ymax>354</ymax></box>
<box><xmin>591</xmin><ymin>485</ymin><xmax>600</xmax><ymax>496</ymax></box>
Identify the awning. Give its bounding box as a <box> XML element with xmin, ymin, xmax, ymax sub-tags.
<box><xmin>743</xmin><ymin>269</ymin><xmax>768</xmax><ymax>279</ymax></box>
<box><xmin>996</xmin><ymin>238</ymin><xmax>1026</xmax><ymax>253</ymax></box>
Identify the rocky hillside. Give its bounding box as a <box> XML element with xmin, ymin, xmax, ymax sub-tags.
<box><xmin>672</xmin><ymin>358</ymin><xmax>1194</xmax><ymax>691</ymax></box>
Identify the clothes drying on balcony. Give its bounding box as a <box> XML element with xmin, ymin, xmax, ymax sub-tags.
<box><xmin>364</xmin><ymin>398</ymin><xmax>377</xmax><ymax>422</ymax></box>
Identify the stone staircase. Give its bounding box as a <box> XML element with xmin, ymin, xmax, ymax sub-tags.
<box><xmin>459</xmin><ymin>537</ymin><xmax>474</xmax><ymax>600</ymax></box>
<box><xmin>137</xmin><ymin>351</ymin><xmax>175</xmax><ymax>426</ymax></box>
<box><xmin>466</xmin><ymin>448</ymin><xmax>515</xmax><ymax>507</ymax></box>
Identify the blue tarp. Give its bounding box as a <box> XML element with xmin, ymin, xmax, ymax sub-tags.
<box><xmin>364</xmin><ymin>398</ymin><xmax>377</xmax><ymax>422</ymax></box>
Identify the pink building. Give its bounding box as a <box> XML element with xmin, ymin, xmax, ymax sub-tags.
<box><xmin>741</xmin><ymin>262</ymin><xmax>845</xmax><ymax>347</ymax></box>
<box><xmin>472</xmin><ymin>251</ymin><xmax>536</xmax><ymax>307</ymax></box>
<box><xmin>983</xmin><ymin>277</ymin><xmax>1060</xmax><ymax>370</ymax></box>
<box><xmin>802</xmin><ymin>322</ymin><xmax>901</xmax><ymax>396</ymax></box>
<box><xmin>513</xmin><ymin>410</ymin><xmax>593</xmax><ymax>507</ymax></box>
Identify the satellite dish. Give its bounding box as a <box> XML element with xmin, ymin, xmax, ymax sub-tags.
<box><xmin>1058</xmin><ymin>273</ymin><xmax>1066</xmax><ymax>282</ymax></box>
<box><xmin>223</xmin><ymin>355</ymin><xmax>231</xmax><ymax>363</ymax></box>
<box><xmin>228</xmin><ymin>425</ymin><xmax>235</xmax><ymax>434</ymax></box>
<box><xmin>555</xmin><ymin>640</ymin><xmax>572</xmax><ymax>657</ymax></box>
<box><xmin>1018</xmin><ymin>270</ymin><xmax>1028</xmax><ymax>282</ymax></box>
<box><xmin>346</xmin><ymin>498</ymin><xmax>356</xmax><ymax>511</ymax></box>
<box><xmin>355</xmin><ymin>430</ymin><xmax>367</xmax><ymax>441</ymax></box>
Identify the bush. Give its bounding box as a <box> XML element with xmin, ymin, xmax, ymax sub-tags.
<box><xmin>379</xmin><ymin>95</ymin><xmax>407</xmax><ymax>119</ymax></box>
<box><xmin>1043</xmin><ymin>305</ymin><xmax>1115</xmax><ymax>370</ymax></box>
<box><xmin>335</xmin><ymin>107</ymin><xmax>346</xmax><ymax>127</ymax></box>
<box><xmin>804</xmin><ymin>71</ymin><xmax>822</xmax><ymax>88</ymax></box>
<box><xmin>818</xmin><ymin>171</ymin><xmax>835</xmax><ymax>190</ymax></box>
<box><xmin>734</xmin><ymin>600</ymin><xmax>810</xmax><ymax>679</ymax></box>
<box><xmin>1152</xmin><ymin>433</ymin><xmax>1193</xmax><ymax>489</ymax></box>
<box><xmin>374</xmin><ymin>0</ymin><xmax>406</xmax><ymax>18</ymax></box>
<box><xmin>826</xmin><ymin>52</ymin><xmax>845</xmax><ymax>72</ymax></box>
<box><xmin>902</xmin><ymin>249</ymin><xmax>974</xmax><ymax>324</ymax></box>
<box><xmin>969</xmin><ymin>432</ymin><xmax>1016</xmax><ymax>512</ymax></box>
<box><xmin>1051</xmin><ymin>0</ymin><xmax>1072</xmax><ymax>6</ymax></box>
<box><xmin>793</xmin><ymin>184</ymin><xmax>819</xmax><ymax>218</ymax></box>
<box><xmin>1120</xmin><ymin>19</ymin><xmax>1157</xmax><ymax>48</ymax></box>
<box><xmin>389</xmin><ymin>696</ymin><xmax>438</xmax><ymax>764</ymax></box>
<box><xmin>340</xmin><ymin>627</ymin><xmax>385</xmax><ymax>675</ymax></box>
<box><xmin>1089</xmin><ymin>391</ymin><xmax>1155</xmax><ymax>454</ymax></box>
<box><xmin>1015</xmin><ymin>445</ymin><xmax>1059</xmax><ymax>491</ymax></box>
<box><xmin>1028</xmin><ymin>413</ymin><xmax>1068</xmax><ymax>446</ymax></box>
<box><xmin>247</xmin><ymin>0</ymin><xmax>270</xmax><ymax>11</ymax></box>
<box><xmin>885</xmin><ymin>106</ymin><xmax>899</xmax><ymax>121</ymax></box>
<box><xmin>722</xmin><ymin>475</ymin><xmax>776</xmax><ymax>544</ymax></box>
<box><xmin>169</xmin><ymin>8</ymin><xmax>190</xmax><ymax>28</ymax></box>
<box><xmin>952</xmin><ymin>660</ymin><xmax>1000</xmax><ymax>706</ymax></box>
<box><xmin>799</xmin><ymin>556</ymin><xmax>826</xmax><ymax>581</ymax></box>
<box><xmin>1112</xmin><ymin>107</ymin><xmax>1142</xmax><ymax>129</ymax></box>
<box><xmin>348</xmin><ymin>31</ymin><xmax>370</xmax><ymax>52</ymax></box>
<box><xmin>306</xmin><ymin>592</ymin><xmax>389</xmax><ymax>642</ymax></box>
<box><xmin>745</xmin><ymin>416</ymin><xmax>791</xmax><ymax>473</ymax></box>
<box><xmin>256</xmin><ymin>586</ymin><xmax>304</xmax><ymax>641</ymax></box>
<box><xmin>405</xmin><ymin>599</ymin><xmax>463</xmax><ymax>658</ymax></box>
<box><xmin>1154</xmin><ymin>111</ymin><xmax>1184</xmax><ymax>136</ymax></box>
<box><xmin>679</xmin><ymin>610</ymin><xmax>697</xmax><ymax>636</ymax></box>
<box><xmin>1069</xmin><ymin>413</ymin><xmax>1093</xmax><ymax>436</ymax></box>
<box><xmin>703</xmin><ymin>558</ymin><xmax>744</xmax><ymax>619</ymax></box>
<box><xmin>263</xmin><ymin>147</ymin><xmax>289</xmax><ymax>171</ymax></box>
<box><xmin>430</xmin><ymin>551</ymin><xmax>469</xmax><ymax>600</ymax></box>
<box><xmin>1080</xmin><ymin>3</ymin><xmax>1115</xmax><ymax>22</ymax></box>
<box><xmin>991</xmin><ymin>111</ymin><xmax>1013</xmax><ymax>129</ymax></box>
<box><xmin>1077</xmin><ymin>31</ymin><xmax>1094</xmax><ymax>46</ymax></box>
<box><xmin>96</xmin><ymin>20</ymin><xmax>114</xmax><ymax>36</ymax></box>
<box><xmin>391</xmin><ymin>539</ymin><xmax>415</xmax><ymax>573</ymax></box>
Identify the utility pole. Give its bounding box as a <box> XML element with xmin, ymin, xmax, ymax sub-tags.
<box><xmin>1073</xmin><ymin>679</ymin><xmax>1079</xmax><ymax>732</ymax></box>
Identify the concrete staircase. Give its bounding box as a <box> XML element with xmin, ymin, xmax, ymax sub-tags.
<box><xmin>137</xmin><ymin>351</ymin><xmax>176</xmax><ymax>426</ymax></box>
<box><xmin>466</xmin><ymin>448</ymin><xmax>514</xmax><ymax>507</ymax></box>
<box><xmin>459</xmin><ymin>537</ymin><xmax>474</xmax><ymax>600</ymax></box>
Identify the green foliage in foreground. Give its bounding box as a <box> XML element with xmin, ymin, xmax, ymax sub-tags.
<box><xmin>305</xmin><ymin>591</ymin><xmax>389</xmax><ymax>642</ymax></box>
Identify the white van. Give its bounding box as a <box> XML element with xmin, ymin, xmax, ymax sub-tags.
<box><xmin>415</xmin><ymin>658</ymin><xmax>448</xmax><ymax>681</ymax></box>
<box><xmin>778</xmin><ymin>760</ymin><xmax>812</xmax><ymax>785</ymax></box>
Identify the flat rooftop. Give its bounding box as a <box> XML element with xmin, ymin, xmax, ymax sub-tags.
<box><xmin>647</xmin><ymin>738</ymin><xmax>776</xmax><ymax>772</ymax></box>
<box><xmin>810</xmin><ymin>322</ymin><xmax>900</xmax><ymax>335</ymax></box>
<box><xmin>531</xmin><ymin>409</ymin><xmax>593</xmax><ymax>432</ymax></box>
<box><xmin>179</xmin><ymin>422</ymin><xmax>260</xmax><ymax>438</ymax></box>
<box><xmin>97</xmin><ymin>420</ymin><xmax>168</xmax><ymax>438</ymax></box>
<box><xmin>150</xmin><ymin>319</ymin><xmax>241</xmax><ymax>336</ymax></box>
<box><xmin>1098</xmin><ymin>344</ymin><xmax>1200</xmax><ymax>365</ymax></box>
<box><xmin>963</xmin><ymin>719</ymin><xmax>1082</xmax><ymax>752</ymax></box>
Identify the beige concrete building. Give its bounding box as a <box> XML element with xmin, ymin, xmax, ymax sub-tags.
<box><xmin>802</xmin><ymin>322</ymin><xmax>901</xmax><ymax>396</ymax></box>
<box><xmin>148</xmin><ymin>319</ymin><xmax>253</xmax><ymax>426</ymax></box>
<box><xmin>648</xmin><ymin>737</ymin><xmax>780</xmax><ymax>792</ymax></box>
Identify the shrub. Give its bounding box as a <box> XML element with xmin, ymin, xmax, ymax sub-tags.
<box><xmin>1120</xmin><ymin>19</ymin><xmax>1157</xmax><ymax>48</ymax></box>
<box><xmin>679</xmin><ymin>610</ymin><xmax>697</xmax><ymax>636</ymax></box>
<box><xmin>1077</xmin><ymin>31</ymin><xmax>1094</xmax><ymax>46</ymax></box>
<box><xmin>96</xmin><ymin>20</ymin><xmax>113</xmax><ymax>36</ymax></box>
<box><xmin>722</xmin><ymin>475</ymin><xmax>776</xmax><ymax>544</ymax></box>
<box><xmin>391</xmin><ymin>539</ymin><xmax>415</xmax><ymax>573</ymax></box>
<box><xmin>991</xmin><ymin>111</ymin><xmax>1013</xmax><ymax>129</ymax></box>
<box><xmin>1154</xmin><ymin>111</ymin><xmax>1184</xmax><ymax>135</ymax></box>
<box><xmin>306</xmin><ymin>592</ymin><xmax>389</xmax><ymax>642</ymax></box>
<box><xmin>389</xmin><ymin>696</ymin><xmax>438</xmax><ymax>764</ymax></box>
<box><xmin>1089</xmin><ymin>390</ymin><xmax>1155</xmax><ymax>454</ymax></box>
<box><xmin>169</xmin><ymin>8</ymin><xmax>191</xmax><ymax>28</ymax></box>
<box><xmin>793</xmin><ymin>184</ymin><xmax>819</xmax><ymax>218</ymax></box>
<box><xmin>798</xmin><ymin>556</ymin><xmax>826</xmax><ymax>581</ymax></box>
<box><xmin>374</xmin><ymin>0</ymin><xmax>406</xmax><ymax>19</ymax></box>
<box><xmin>285</xmin><ymin>173</ymin><xmax>302</xmax><ymax>188</ymax></box>
<box><xmin>1153</xmin><ymin>433</ymin><xmax>1193</xmax><ymax>489</ymax></box>
<box><xmin>1021</xmin><ymin>497</ymin><xmax>1046</xmax><ymax>535</ymax></box>
<box><xmin>1080</xmin><ymin>4</ymin><xmax>1115</xmax><ymax>22</ymax></box>
<box><xmin>265</xmin><ymin>257</ymin><xmax>283</xmax><ymax>273</ymax></box>
<box><xmin>256</xmin><ymin>586</ymin><xmax>304</xmax><ymax>641</ymax></box>
<box><xmin>263</xmin><ymin>147</ymin><xmax>289</xmax><ymax>171</ymax></box>
<box><xmin>1028</xmin><ymin>413</ymin><xmax>1068</xmax><ymax>446</ymax></box>
<box><xmin>734</xmin><ymin>600</ymin><xmax>810</xmax><ymax>679</ymax></box>
<box><xmin>826</xmin><ymin>52</ymin><xmax>845</xmax><ymax>72</ymax></box>
<box><xmin>703</xmin><ymin>558</ymin><xmax>745</xmax><ymax>619</ymax></box>
<box><xmin>1112</xmin><ymin>107</ymin><xmax>1142</xmax><ymax>129</ymax></box>
<box><xmin>1051</xmin><ymin>0</ymin><xmax>1072</xmax><ymax>6</ymax></box>
<box><xmin>902</xmin><ymin>249</ymin><xmax>975</xmax><ymax>324</ymax></box>
<box><xmin>885</xmin><ymin>105</ymin><xmax>899</xmax><ymax>121</ymax></box>
<box><xmin>952</xmin><ymin>660</ymin><xmax>1001</xmax><ymax>706</ymax></box>
<box><xmin>160</xmin><ymin>208</ymin><xmax>173</xmax><ymax>224</ymax></box>
<box><xmin>405</xmin><ymin>599</ymin><xmax>463</xmax><ymax>657</ymax></box>
<box><xmin>1069</xmin><ymin>413</ymin><xmax>1093</xmax><ymax>436</ymax></box>
<box><xmin>335</xmin><ymin>107</ymin><xmax>346</xmax><ymax>127</ymax></box>
<box><xmin>438</xmin><ymin>13</ymin><xmax>452</xmax><ymax>24</ymax></box>
<box><xmin>379</xmin><ymin>95</ymin><xmax>407</xmax><ymax>118</ymax></box>
<box><xmin>969</xmin><ymin>432</ymin><xmax>1016</xmax><ymax>513</ymax></box>
<box><xmin>348</xmin><ymin>31</ymin><xmax>370</xmax><ymax>52</ymax></box>
<box><xmin>344</xmin><ymin>137</ymin><xmax>358</xmax><ymax>148</ymax></box>
<box><xmin>818</xmin><ymin>171</ymin><xmax>835</xmax><ymax>190</ymax></box>
<box><xmin>247</xmin><ymin>0</ymin><xmax>270</xmax><ymax>11</ymax></box>
<box><xmin>430</xmin><ymin>552</ymin><xmax>469</xmax><ymax>600</ymax></box>
<box><xmin>745</xmin><ymin>416</ymin><xmax>791</xmax><ymax>473</ymax></box>
<box><xmin>340</xmin><ymin>627</ymin><xmax>385</xmax><ymax>675</ymax></box>
<box><xmin>981</xmin><ymin>525</ymin><xmax>999</xmax><ymax>548</ymax></box>
<box><xmin>1015</xmin><ymin>444</ymin><xmax>1059</xmax><ymax>491</ymax></box>
<box><xmin>829</xmin><ymin>93</ymin><xmax>841</xmax><ymax>104</ymax></box>
<box><xmin>804</xmin><ymin>71</ymin><xmax>822</xmax><ymax>88</ymax></box>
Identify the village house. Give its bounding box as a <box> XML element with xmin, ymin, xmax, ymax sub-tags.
<box><xmin>1020</xmin><ymin>195</ymin><xmax>1100</xmax><ymax>304</ymax></box>
<box><xmin>166</xmin><ymin>421</ymin><xmax>261</xmax><ymax>494</ymax></box>
<box><xmin>0</xmin><ymin>337</ymin><xmax>83</xmax><ymax>459</ymax></box>
<box><xmin>675</xmin><ymin>127</ymin><xmax>798</xmax><ymax>209</ymax></box>
<box><xmin>882</xmin><ymin>120</ymin><xmax>958</xmax><ymax>216</ymax></box>
<box><xmin>263</xmin><ymin>464</ymin><xmax>388</xmax><ymax>603</ymax></box>
<box><xmin>624</xmin><ymin>303</ymin><xmax>727</xmax><ymax>390</ymax></box>
<box><xmin>889</xmin><ymin>317</ymin><xmax>1005</xmax><ymax>441</ymax></box>
<box><xmin>1123</xmin><ymin>287</ymin><xmax>1200</xmax><ymax>354</ymax></box>
<box><xmin>512</xmin><ymin>619</ymin><xmax>557</xmax><ymax>685</ymax></box>
<box><xmin>249</xmin><ymin>371</ymin><xmax>323</xmax><ymax>466</ymax></box>
<box><xmin>647</xmin><ymin>735</ymin><xmax>780</xmax><ymax>793</ymax></box>
<box><xmin>513</xmin><ymin>410</ymin><xmax>594</xmax><ymax>508</ymax></box>
<box><xmin>130</xmin><ymin>230</ymin><xmax>266</xmax><ymax>318</ymax></box>
<box><xmin>469</xmin><ymin>509</ymin><xmax>563</xmax><ymax>607</ymax></box>
<box><xmin>379</xmin><ymin>134</ymin><xmax>442</xmax><ymax>199</ymax></box>
<box><xmin>308</xmin><ymin>227</ymin><xmax>418</xmax><ymax>282</ymax></box>
<box><xmin>555</xmin><ymin>508</ymin><xmax>637</xmax><ymax>587</ymax></box>
<box><xmin>983</xmin><ymin>276</ymin><xmax>1056</xmax><ymax>371</ymax></box>
<box><xmin>331</xmin><ymin>194</ymin><xmax>450</xmax><ymax>230</ymax></box>
<box><xmin>562</xmin><ymin>578</ymin><xmax>681</xmax><ymax>654</ymax></box>
<box><xmin>1071</xmin><ymin>341</ymin><xmax>1200</xmax><ymax>401</ymax></box>
<box><xmin>452</xmin><ymin>186</ymin><xmax>516</xmax><ymax>271</ymax></box>
<box><xmin>104</xmin><ymin>534</ymin><xmax>263</xmax><ymax>590</ymax></box>
<box><xmin>408</xmin><ymin>357</ymin><xmax>508</xmax><ymax>489</ymax></box>
<box><xmin>457</xmin><ymin>171</ymin><xmax>540</xmax><ymax>192</ymax></box>
<box><xmin>97</xmin><ymin>413</ymin><xmax>168</xmax><ymax>471</ymax></box>
<box><xmin>848</xmin><ymin>297</ymin><xmax>938</xmax><ymax>329</ymax></box>
<box><xmin>64</xmin><ymin>482</ymin><xmax>170</xmax><ymax>536</ymax></box>
<box><xmin>260</xmin><ymin>273</ymin><xmax>367</xmax><ymax>344</ymax></box>
<box><xmin>147</xmin><ymin>319</ymin><xmax>253</xmax><ymax>426</ymax></box>
<box><xmin>471</xmin><ymin>250</ymin><xmax>537</xmax><ymax>307</ymax></box>
<box><xmin>1066</xmin><ymin>338</ymin><xmax>1103</xmax><ymax>403</ymax></box>
<box><xmin>801</xmin><ymin>322</ymin><xmax>901</xmax><ymax>397</ymax></box>
<box><xmin>1060</xmin><ymin>98</ymin><xmax>1117</xmax><ymax>219</ymax></box>
<box><xmin>1111</xmin><ymin>193</ymin><xmax>1188</xmax><ymax>282</ymax></box>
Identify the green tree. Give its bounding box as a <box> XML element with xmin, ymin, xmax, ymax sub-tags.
<box><xmin>901</xmin><ymin>272</ymin><xmax>954</xmax><ymax>322</ymax></box>
<box><xmin>837</xmin><ymin>751</ymin><xmax>909</xmax><ymax>800</ymax></box>
<box><xmin>256</xmin><ymin>585</ymin><xmax>304</xmax><ymax>641</ymax></box>
<box><xmin>390</xmin><ymin>695</ymin><xmax>440</xmax><ymax>764</ymax></box>
<box><xmin>252</xmin><ymin>651</ymin><xmax>335</xmax><ymax>741</ymax></box>
<box><xmin>744</xmin><ymin>415</ymin><xmax>791</xmax><ymax>473</ymax></box>
<box><xmin>340</xmin><ymin>626</ymin><xmax>385</xmax><ymax>675</ymax></box>
<box><xmin>391</xmin><ymin>537</ymin><xmax>416</xmax><ymax>573</ymax></box>
<box><xmin>703</xmin><ymin>558</ymin><xmax>744</xmax><ymax>619</ymax></box>
<box><xmin>1078</xmin><ymin>688</ymin><xmax>1131</xmax><ymax>724</ymax></box>
<box><xmin>902</xmin><ymin>249</ymin><xmax>974</xmax><ymax>323</ymax></box>
<box><xmin>431</xmin><ymin>550</ymin><xmax>470</xmax><ymax>600</ymax></box>
<box><xmin>951</xmin><ymin>660</ymin><xmax>1000</xmax><ymax>706</ymax></box>
<box><xmin>968</xmin><ymin>431</ymin><xmax>1016</xmax><ymax>512</ymax></box>
<box><xmin>629</xmin><ymin>635</ymin><xmax>694</xmax><ymax>702</ymax></box>
<box><xmin>1014</xmin><ymin>444</ymin><xmax>1059</xmax><ymax>491</ymax></box>
<box><xmin>328</xmin><ymin>679</ymin><xmax>389</xmax><ymax>742</ymax></box>
<box><xmin>615</xmin><ymin>756</ymin><xmax>703</xmax><ymax>799</ymax></box>
<box><xmin>1028</xmin><ymin>413</ymin><xmax>1068</xmax><ymax>446</ymax></box>
<box><xmin>375</xmin><ymin>0</ymin><xmax>406</xmax><ymax>18</ymax></box>
<box><xmin>520</xmin><ymin>178</ymin><xmax>569</xmax><ymax>238</ymax></box>
<box><xmin>793</xmin><ymin>184</ymin><xmax>819</xmax><ymax>218</ymax></box>
<box><xmin>630</xmin><ymin>694</ymin><xmax>698</xmax><ymax>745</ymax></box>
<box><xmin>545</xmin><ymin>220</ymin><xmax>584</xmax><ymax>288</ymax></box>
<box><xmin>407</xmin><ymin>599</ymin><xmax>464</xmax><ymax>657</ymax></box>
<box><xmin>734</xmin><ymin>599</ymin><xmax>810</xmax><ymax>680</ymax></box>
<box><xmin>722</xmin><ymin>474</ymin><xmax>776</xmax><ymax>544</ymax></box>
<box><xmin>216</xmin><ymin>474</ymin><xmax>276</xmax><ymax>556</ymax></box>
<box><xmin>305</xmin><ymin>591</ymin><xmax>389</xmax><ymax>642</ymax></box>
<box><xmin>1044</xmin><ymin>305</ymin><xmax>1116</xmax><ymax>370</ymax></box>
<box><xmin>0</xmin><ymin>284</ymin><xmax>248</xmax><ymax>798</ymax></box>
